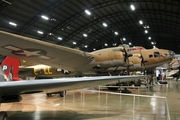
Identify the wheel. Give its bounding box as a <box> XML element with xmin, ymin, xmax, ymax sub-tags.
<box><xmin>59</xmin><ymin>91</ymin><xmax>66</xmax><ymax>97</ymax></box>
<box><xmin>0</xmin><ymin>112</ymin><xmax>7</xmax><ymax>120</ymax></box>
<box><xmin>106</xmin><ymin>84</ymin><xmax>119</xmax><ymax>90</ymax></box>
<box><xmin>134</xmin><ymin>83</ymin><xmax>141</xmax><ymax>87</ymax></box>
<box><xmin>107</xmin><ymin>86</ymin><xmax>118</xmax><ymax>90</ymax></box>
<box><xmin>46</xmin><ymin>93</ymin><xmax>52</xmax><ymax>97</ymax></box>
<box><xmin>121</xmin><ymin>88</ymin><xmax>132</xmax><ymax>94</ymax></box>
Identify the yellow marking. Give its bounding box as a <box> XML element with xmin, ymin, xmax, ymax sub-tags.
<box><xmin>48</xmin><ymin>67</ymin><xmax>53</xmax><ymax>74</ymax></box>
<box><xmin>34</xmin><ymin>69</ymin><xmax>38</xmax><ymax>75</ymax></box>
<box><xmin>44</xmin><ymin>67</ymin><xmax>52</xmax><ymax>74</ymax></box>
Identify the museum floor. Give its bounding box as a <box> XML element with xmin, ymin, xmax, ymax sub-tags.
<box><xmin>1</xmin><ymin>80</ymin><xmax>180</xmax><ymax>120</ymax></box>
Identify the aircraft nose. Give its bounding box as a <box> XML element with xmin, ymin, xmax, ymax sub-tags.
<box><xmin>169</xmin><ymin>50</ymin><xmax>175</xmax><ymax>59</ymax></box>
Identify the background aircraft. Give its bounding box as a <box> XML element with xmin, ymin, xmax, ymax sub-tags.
<box><xmin>165</xmin><ymin>59</ymin><xmax>180</xmax><ymax>80</ymax></box>
<box><xmin>169</xmin><ymin>59</ymin><xmax>180</xmax><ymax>70</ymax></box>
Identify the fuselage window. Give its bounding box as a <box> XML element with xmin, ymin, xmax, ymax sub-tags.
<box><xmin>164</xmin><ymin>53</ymin><xmax>167</xmax><ymax>57</ymax></box>
<box><xmin>154</xmin><ymin>52</ymin><xmax>160</xmax><ymax>57</ymax></box>
<box><xmin>149</xmin><ymin>54</ymin><xmax>153</xmax><ymax>58</ymax></box>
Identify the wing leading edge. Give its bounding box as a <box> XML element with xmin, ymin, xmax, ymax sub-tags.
<box><xmin>0</xmin><ymin>31</ymin><xmax>92</xmax><ymax>70</ymax></box>
<box><xmin>0</xmin><ymin>75</ymin><xmax>145</xmax><ymax>94</ymax></box>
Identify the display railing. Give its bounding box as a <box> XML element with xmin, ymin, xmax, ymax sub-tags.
<box><xmin>62</xmin><ymin>88</ymin><xmax>170</xmax><ymax>120</ymax></box>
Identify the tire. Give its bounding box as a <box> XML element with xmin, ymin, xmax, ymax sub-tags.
<box><xmin>106</xmin><ymin>85</ymin><xmax>119</xmax><ymax>90</ymax></box>
<box><xmin>46</xmin><ymin>93</ymin><xmax>51</xmax><ymax>97</ymax></box>
<box><xmin>106</xmin><ymin>83</ymin><xmax>119</xmax><ymax>90</ymax></box>
<box><xmin>107</xmin><ymin>87</ymin><xmax>118</xmax><ymax>90</ymax></box>
<box><xmin>121</xmin><ymin>89</ymin><xmax>132</xmax><ymax>94</ymax></box>
<box><xmin>59</xmin><ymin>91</ymin><xmax>66</xmax><ymax>97</ymax></box>
<box><xmin>0</xmin><ymin>112</ymin><xmax>7</xmax><ymax>120</ymax></box>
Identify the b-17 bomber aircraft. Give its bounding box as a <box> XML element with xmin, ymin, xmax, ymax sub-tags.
<box><xmin>0</xmin><ymin>30</ymin><xmax>175</xmax><ymax>77</ymax></box>
<box><xmin>17</xmin><ymin>46</ymin><xmax>174</xmax><ymax>78</ymax></box>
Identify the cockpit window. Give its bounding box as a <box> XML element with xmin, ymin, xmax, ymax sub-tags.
<box><xmin>154</xmin><ymin>52</ymin><xmax>160</xmax><ymax>57</ymax></box>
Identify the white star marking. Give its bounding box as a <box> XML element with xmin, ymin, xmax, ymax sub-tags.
<box><xmin>17</xmin><ymin>50</ymin><xmax>41</xmax><ymax>57</ymax></box>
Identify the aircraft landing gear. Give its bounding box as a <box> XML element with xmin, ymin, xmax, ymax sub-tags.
<box><xmin>106</xmin><ymin>83</ymin><xmax>119</xmax><ymax>90</ymax></box>
<box><xmin>121</xmin><ymin>88</ymin><xmax>132</xmax><ymax>94</ymax></box>
<box><xmin>46</xmin><ymin>91</ymin><xmax>66</xmax><ymax>97</ymax></box>
<box><xmin>59</xmin><ymin>91</ymin><xmax>66</xmax><ymax>97</ymax></box>
<box><xmin>0</xmin><ymin>111</ymin><xmax>7</xmax><ymax>120</ymax></box>
<box><xmin>46</xmin><ymin>93</ymin><xmax>52</xmax><ymax>97</ymax></box>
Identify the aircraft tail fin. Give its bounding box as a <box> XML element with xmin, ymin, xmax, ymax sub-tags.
<box><xmin>0</xmin><ymin>56</ymin><xmax>22</xmax><ymax>81</ymax></box>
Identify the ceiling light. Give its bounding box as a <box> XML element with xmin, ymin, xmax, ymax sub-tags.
<box><xmin>83</xmin><ymin>33</ymin><xmax>88</xmax><ymax>37</ymax></box>
<box><xmin>84</xmin><ymin>45</ymin><xmax>88</xmax><ymax>48</ymax></box>
<box><xmin>148</xmin><ymin>37</ymin><xmax>151</xmax><ymax>40</ymax></box>
<box><xmin>151</xmin><ymin>42</ymin><xmax>154</xmax><ymax>45</ymax></box>
<box><xmin>93</xmin><ymin>48</ymin><xmax>96</xmax><ymax>51</ymax></box>
<box><xmin>58</xmin><ymin>37</ymin><xmax>62</xmax><ymax>40</ymax></box>
<box><xmin>73</xmin><ymin>42</ymin><xmax>76</xmax><ymax>45</ymax></box>
<box><xmin>48</xmin><ymin>33</ymin><xmax>53</xmax><ymax>35</ymax></box>
<box><xmin>9</xmin><ymin>22</ymin><xmax>17</xmax><ymax>27</ymax></box>
<box><xmin>51</xmin><ymin>18</ymin><xmax>56</xmax><ymax>21</ymax></box>
<box><xmin>129</xmin><ymin>42</ymin><xmax>132</xmax><ymax>45</ymax></box>
<box><xmin>2</xmin><ymin>0</ymin><xmax>12</xmax><ymax>5</ymax></box>
<box><xmin>37</xmin><ymin>31</ymin><xmax>43</xmax><ymax>34</ymax></box>
<box><xmin>144</xmin><ymin>25</ymin><xmax>150</xmax><ymax>29</ymax></box>
<box><xmin>139</xmin><ymin>20</ymin><xmax>143</xmax><ymax>25</ymax></box>
<box><xmin>103</xmin><ymin>23</ymin><xmax>108</xmax><ymax>27</ymax></box>
<box><xmin>113</xmin><ymin>43</ymin><xmax>117</xmax><ymax>46</ymax></box>
<box><xmin>145</xmin><ymin>30</ymin><xmax>148</xmax><ymax>33</ymax></box>
<box><xmin>114</xmin><ymin>31</ymin><xmax>118</xmax><ymax>35</ymax></box>
<box><xmin>130</xmin><ymin>5</ymin><xmax>135</xmax><ymax>11</ymax></box>
<box><xmin>123</xmin><ymin>38</ymin><xmax>126</xmax><ymax>41</ymax></box>
<box><xmin>66</xmin><ymin>26</ymin><xmax>71</xmax><ymax>30</ymax></box>
<box><xmin>105</xmin><ymin>43</ymin><xmax>108</xmax><ymax>46</ymax></box>
<box><xmin>41</xmin><ymin>15</ymin><xmax>49</xmax><ymax>20</ymax></box>
<box><xmin>85</xmin><ymin>10</ymin><xmax>91</xmax><ymax>15</ymax></box>
<box><xmin>153</xmin><ymin>45</ymin><xmax>156</xmax><ymax>48</ymax></box>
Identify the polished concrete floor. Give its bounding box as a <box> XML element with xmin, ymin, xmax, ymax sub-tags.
<box><xmin>1</xmin><ymin>80</ymin><xmax>180</xmax><ymax>120</ymax></box>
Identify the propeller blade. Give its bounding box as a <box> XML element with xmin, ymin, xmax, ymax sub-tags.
<box><xmin>139</xmin><ymin>49</ymin><xmax>148</xmax><ymax>69</ymax></box>
<box><xmin>120</xmin><ymin>38</ymin><xmax>132</xmax><ymax>75</ymax></box>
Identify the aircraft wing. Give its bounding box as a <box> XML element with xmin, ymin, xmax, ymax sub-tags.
<box><xmin>0</xmin><ymin>75</ymin><xmax>145</xmax><ymax>94</ymax></box>
<box><xmin>0</xmin><ymin>31</ymin><xmax>92</xmax><ymax>71</ymax></box>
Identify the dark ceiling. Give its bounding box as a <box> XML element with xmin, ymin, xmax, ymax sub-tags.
<box><xmin>0</xmin><ymin>0</ymin><xmax>180</xmax><ymax>53</ymax></box>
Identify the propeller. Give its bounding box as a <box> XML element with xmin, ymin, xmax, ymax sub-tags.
<box><xmin>111</xmin><ymin>38</ymin><xmax>132</xmax><ymax>75</ymax></box>
<box><xmin>120</xmin><ymin>38</ymin><xmax>132</xmax><ymax>62</ymax></box>
<box><xmin>139</xmin><ymin>48</ymin><xmax>148</xmax><ymax>73</ymax></box>
<box><xmin>120</xmin><ymin>38</ymin><xmax>132</xmax><ymax>75</ymax></box>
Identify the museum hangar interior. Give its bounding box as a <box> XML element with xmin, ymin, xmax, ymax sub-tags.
<box><xmin>0</xmin><ymin>0</ymin><xmax>180</xmax><ymax>120</ymax></box>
